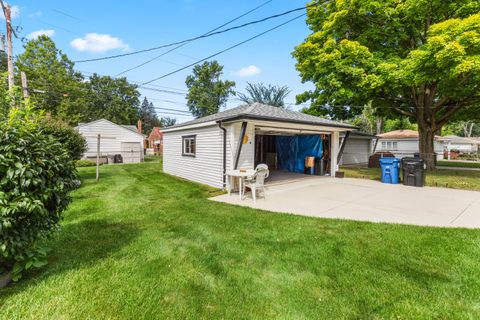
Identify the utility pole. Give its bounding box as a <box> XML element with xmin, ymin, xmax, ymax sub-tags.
<box><xmin>96</xmin><ymin>134</ymin><xmax>101</xmax><ymax>182</ymax></box>
<box><xmin>1</xmin><ymin>1</ymin><xmax>14</xmax><ymax>91</ymax></box>
<box><xmin>20</xmin><ymin>71</ymin><xmax>29</xmax><ymax>98</ymax></box>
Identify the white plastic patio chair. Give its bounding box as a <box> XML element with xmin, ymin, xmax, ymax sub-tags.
<box><xmin>243</xmin><ymin>165</ymin><xmax>269</xmax><ymax>204</ymax></box>
<box><xmin>244</xmin><ymin>163</ymin><xmax>268</xmax><ymax>184</ymax></box>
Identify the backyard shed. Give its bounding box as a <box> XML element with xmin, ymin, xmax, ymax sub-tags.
<box><xmin>162</xmin><ymin>103</ymin><xmax>356</xmax><ymax>189</ymax></box>
<box><xmin>76</xmin><ymin>119</ymin><xmax>145</xmax><ymax>163</ymax></box>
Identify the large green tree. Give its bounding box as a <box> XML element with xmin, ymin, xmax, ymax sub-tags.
<box><xmin>238</xmin><ymin>82</ymin><xmax>291</xmax><ymax>108</ymax></box>
<box><xmin>138</xmin><ymin>97</ymin><xmax>161</xmax><ymax>133</ymax></box>
<box><xmin>160</xmin><ymin>116</ymin><xmax>177</xmax><ymax>127</ymax></box>
<box><xmin>84</xmin><ymin>74</ymin><xmax>140</xmax><ymax>124</ymax></box>
<box><xmin>15</xmin><ymin>36</ymin><xmax>86</xmax><ymax>124</ymax></box>
<box><xmin>294</xmin><ymin>1</ymin><xmax>480</xmax><ymax>169</ymax></box>
<box><xmin>185</xmin><ymin>61</ymin><xmax>235</xmax><ymax>118</ymax></box>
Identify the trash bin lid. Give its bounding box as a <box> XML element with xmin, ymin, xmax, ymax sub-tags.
<box><xmin>402</xmin><ymin>157</ymin><xmax>424</xmax><ymax>163</ymax></box>
<box><xmin>380</xmin><ymin>157</ymin><xmax>400</xmax><ymax>164</ymax></box>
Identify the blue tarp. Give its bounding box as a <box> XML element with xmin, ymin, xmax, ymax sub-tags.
<box><xmin>275</xmin><ymin>135</ymin><xmax>323</xmax><ymax>173</ymax></box>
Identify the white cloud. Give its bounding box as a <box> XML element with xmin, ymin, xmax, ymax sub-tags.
<box><xmin>233</xmin><ymin>65</ymin><xmax>261</xmax><ymax>77</ymax></box>
<box><xmin>0</xmin><ymin>4</ymin><xmax>20</xmax><ymax>19</ymax></box>
<box><xmin>29</xmin><ymin>10</ymin><xmax>42</xmax><ymax>17</ymax></box>
<box><xmin>70</xmin><ymin>33</ymin><xmax>130</xmax><ymax>53</ymax></box>
<box><xmin>27</xmin><ymin>29</ymin><xmax>55</xmax><ymax>40</ymax></box>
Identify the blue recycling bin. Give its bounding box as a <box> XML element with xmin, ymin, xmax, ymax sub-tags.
<box><xmin>379</xmin><ymin>157</ymin><xmax>400</xmax><ymax>184</ymax></box>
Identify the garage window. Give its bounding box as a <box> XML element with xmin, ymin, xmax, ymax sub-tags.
<box><xmin>182</xmin><ymin>135</ymin><xmax>196</xmax><ymax>157</ymax></box>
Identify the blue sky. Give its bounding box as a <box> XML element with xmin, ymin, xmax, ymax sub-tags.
<box><xmin>6</xmin><ymin>0</ymin><xmax>313</xmax><ymax>122</ymax></box>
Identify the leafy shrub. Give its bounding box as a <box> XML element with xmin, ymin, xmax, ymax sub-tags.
<box><xmin>75</xmin><ymin>159</ymin><xmax>97</xmax><ymax>167</ymax></box>
<box><xmin>0</xmin><ymin>107</ymin><xmax>79</xmax><ymax>280</ymax></box>
<box><xmin>40</xmin><ymin>118</ymin><xmax>87</xmax><ymax>161</ymax></box>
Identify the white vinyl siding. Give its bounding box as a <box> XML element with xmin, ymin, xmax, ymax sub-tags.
<box><xmin>227</xmin><ymin>122</ymin><xmax>255</xmax><ymax>170</ymax></box>
<box><xmin>164</xmin><ymin>125</ymin><xmax>225</xmax><ymax>188</ymax></box>
<box><xmin>340</xmin><ymin>138</ymin><xmax>371</xmax><ymax>165</ymax></box>
<box><xmin>377</xmin><ymin>138</ymin><xmax>445</xmax><ymax>160</ymax></box>
<box><xmin>77</xmin><ymin>119</ymin><xmax>144</xmax><ymax>163</ymax></box>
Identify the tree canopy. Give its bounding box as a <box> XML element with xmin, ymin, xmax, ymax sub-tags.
<box><xmin>238</xmin><ymin>82</ymin><xmax>290</xmax><ymax>108</ymax></box>
<box><xmin>160</xmin><ymin>116</ymin><xmax>177</xmax><ymax>127</ymax></box>
<box><xmin>138</xmin><ymin>97</ymin><xmax>161</xmax><ymax>133</ymax></box>
<box><xmin>15</xmin><ymin>35</ymin><xmax>86</xmax><ymax>124</ymax></box>
<box><xmin>84</xmin><ymin>74</ymin><xmax>140</xmax><ymax>125</ymax></box>
<box><xmin>185</xmin><ymin>61</ymin><xmax>235</xmax><ymax>118</ymax></box>
<box><xmin>294</xmin><ymin>0</ymin><xmax>480</xmax><ymax>168</ymax></box>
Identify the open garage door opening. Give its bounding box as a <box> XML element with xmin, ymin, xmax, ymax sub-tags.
<box><xmin>254</xmin><ymin>126</ymin><xmax>332</xmax><ymax>177</ymax></box>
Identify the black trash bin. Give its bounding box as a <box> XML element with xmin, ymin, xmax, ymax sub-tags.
<box><xmin>402</xmin><ymin>157</ymin><xmax>426</xmax><ymax>187</ymax></box>
<box><xmin>314</xmin><ymin>157</ymin><xmax>325</xmax><ymax>176</ymax></box>
<box><xmin>114</xmin><ymin>154</ymin><xmax>123</xmax><ymax>164</ymax></box>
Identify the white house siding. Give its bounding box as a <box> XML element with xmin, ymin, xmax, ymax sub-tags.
<box><xmin>446</xmin><ymin>143</ymin><xmax>478</xmax><ymax>153</ymax></box>
<box><xmin>227</xmin><ymin>122</ymin><xmax>255</xmax><ymax>171</ymax></box>
<box><xmin>340</xmin><ymin>138</ymin><xmax>371</xmax><ymax>165</ymax></box>
<box><xmin>163</xmin><ymin>125</ymin><xmax>225</xmax><ymax>188</ymax></box>
<box><xmin>377</xmin><ymin>138</ymin><xmax>444</xmax><ymax>160</ymax></box>
<box><xmin>77</xmin><ymin>119</ymin><xmax>144</xmax><ymax>163</ymax></box>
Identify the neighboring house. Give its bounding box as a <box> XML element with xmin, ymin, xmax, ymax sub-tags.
<box><xmin>147</xmin><ymin>127</ymin><xmax>164</xmax><ymax>155</ymax></box>
<box><xmin>76</xmin><ymin>119</ymin><xmax>146</xmax><ymax>163</ymax></box>
<box><xmin>162</xmin><ymin>103</ymin><xmax>356</xmax><ymax>189</ymax></box>
<box><xmin>339</xmin><ymin>131</ymin><xmax>377</xmax><ymax>166</ymax></box>
<box><xmin>376</xmin><ymin>129</ymin><xmax>446</xmax><ymax>160</ymax></box>
<box><xmin>443</xmin><ymin>135</ymin><xmax>479</xmax><ymax>153</ymax></box>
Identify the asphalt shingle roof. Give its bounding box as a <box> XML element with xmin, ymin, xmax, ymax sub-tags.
<box><xmin>167</xmin><ymin>103</ymin><xmax>356</xmax><ymax>130</ymax></box>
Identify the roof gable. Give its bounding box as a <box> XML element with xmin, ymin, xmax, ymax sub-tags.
<box><xmin>76</xmin><ymin>119</ymin><xmax>145</xmax><ymax>138</ymax></box>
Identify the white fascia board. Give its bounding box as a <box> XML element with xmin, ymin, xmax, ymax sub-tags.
<box><xmin>162</xmin><ymin>121</ymin><xmax>217</xmax><ymax>133</ymax></box>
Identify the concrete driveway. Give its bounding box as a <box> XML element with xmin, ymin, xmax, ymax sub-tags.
<box><xmin>210</xmin><ymin>175</ymin><xmax>480</xmax><ymax>228</ymax></box>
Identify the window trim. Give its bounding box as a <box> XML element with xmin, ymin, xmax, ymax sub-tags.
<box><xmin>182</xmin><ymin>135</ymin><xmax>196</xmax><ymax>157</ymax></box>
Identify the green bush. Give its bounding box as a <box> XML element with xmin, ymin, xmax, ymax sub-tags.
<box><xmin>0</xmin><ymin>107</ymin><xmax>79</xmax><ymax>280</ymax></box>
<box><xmin>75</xmin><ymin>159</ymin><xmax>97</xmax><ymax>167</ymax></box>
<box><xmin>41</xmin><ymin>118</ymin><xmax>87</xmax><ymax>161</ymax></box>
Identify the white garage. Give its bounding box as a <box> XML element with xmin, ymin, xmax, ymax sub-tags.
<box><xmin>339</xmin><ymin>132</ymin><xmax>376</xmax><ymax>166</ymax></box>
<box><xmin>76</xmin><ymin>119</ymin><xmax>145</xmax><ymax>164</ymax></box>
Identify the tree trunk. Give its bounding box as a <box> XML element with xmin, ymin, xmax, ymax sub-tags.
<box><xmin>418</xmin><ymin>126</ymin><xmax>436</xmax><ymax>170</ymax></box>
<box><xmin>376</xmin><ymin>116</ymin><xmax>383</xmax><ymax>134</ymax></box>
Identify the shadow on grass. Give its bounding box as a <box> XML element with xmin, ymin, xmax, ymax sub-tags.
<box><xmin>0</xmin><ymin>219</ymin><xmax>139</xmax><ymax>296</ymax></box>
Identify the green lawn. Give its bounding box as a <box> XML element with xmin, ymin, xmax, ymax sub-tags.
<box><xmin>1</xmin><ymin>163</ymin><xmax>480</xmax><ymax>319</ymax></box>
<box><xmin>437</xmin><ymin>160</ymin><xmax>480</xmax><ymax>169</ymax></box>
<box><xmin>342</xmin><ymin>166</ymin><xmax>480</xmax><ymax>191</ymax></box>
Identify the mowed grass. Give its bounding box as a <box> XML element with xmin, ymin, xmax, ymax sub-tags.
<box><xmin>342</xmin><ymin>166</ymin><xmax>480</xmax><ymax>191</ymax></box>
<box><xmin>1</xmin><ymin>163</ymin><xmax>480</xmax><ymax>319</ymax></box>
<box><xmin>437</xmin><ymin>160</ymin><xmax>480</xmax><ymax>169</ymax></box>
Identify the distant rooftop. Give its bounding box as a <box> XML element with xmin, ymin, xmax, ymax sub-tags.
<box><xmin>377</xmin><ymin>130</ymin><xmax>419</xmax><ymax>139</ymax></box>
<box><xmin>166</xmin><ymin>103</ymin><xmax>356</xmax><ymax>130</ymax></box>
<box><xmin>378</xmin><ymin>129</ymin><xmax>449</xmax><ymax>141</ymax></box>
<box><xmin>443</xmin><ymin>135</ymin><xmax>480</xmax><ymax>144</ymax></box>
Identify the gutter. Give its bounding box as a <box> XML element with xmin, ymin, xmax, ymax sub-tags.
<box><xmin>218</xmin><ymin>121</ymin><xmax>227</xmax><ymax>189</ymax></box>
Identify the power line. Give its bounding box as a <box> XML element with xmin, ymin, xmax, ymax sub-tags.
<box><xmin>74</xmin><ymin>4</ymin><xmax>312</xmax><ymax>64</ymax></box>
<box><xmin>141</xmin><ymin>13</ymin><xmax>306</xmax><ymax>85</ymax></box>
<box><xmin>153</xmin><ymin>106</ymin><xmax>191</xmax><ymax>114</ymax></box>
<box><xmin>51</xmin><ymin>8</ymin><xmax>80</xmax><ymax>20</ymax></box>
<box><xmin>77</xmin><ymin>70</ymin><xmax>188</xmax><ymax>94</ymax></box>
<box><xmin>115</xmin><ymin>0</ymin><xmax>274</xmax><ymax>76</ymax></box>
<box><xmin>139</xmin><ymin>86</ymin><xmax>186</xmax><ymax>95</ymax></box>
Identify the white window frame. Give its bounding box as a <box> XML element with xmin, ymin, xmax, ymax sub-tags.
<box><xmin>182</xmin><ymin>135</ymin><xmax>196</xmax><ymax>157</ymax></box>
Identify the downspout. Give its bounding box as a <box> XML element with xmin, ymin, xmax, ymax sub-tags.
<box><xmin>234</xmin><ymin>121</ymin><xmax>248</xmax><ymax>170</ymax></box>
<box><xmin>218</xmin><ymin>121</ymin><xmax>227</xmax><ymax>189</ymax></box>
